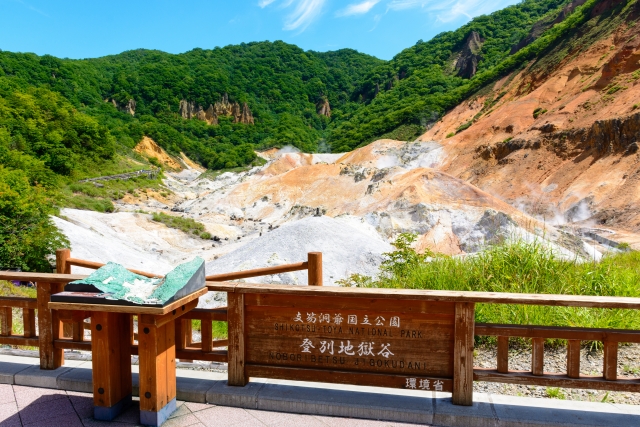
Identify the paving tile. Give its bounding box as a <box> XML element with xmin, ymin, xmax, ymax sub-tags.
<box><xmin>252</xmin><ymin>412</ymin><xmax>327</xmax><ymax>427</ymax></box>
<box><xmin>23</xmin><ymin>412</ymin><xmax>84</xmax><ymax>427</ymax></box>
<box><xmin>193</xmin><ymin>406</ymin><xmax>257</xmax><ymax>426</ymax></box>
<box><xmin>247</xmin><ymin>409</ymin><xmax>335</xmax><ymax>426</ymax></box>
<box><xmin>13</xmin><ymin>385</ymin><xmax>68</xmax><ymax>408</ymax></box>
<box><xmin>111</xmin><ymin>402</ymin><xmax>141</xmax><ymax>425</ymax></box>
<box><xmin>0</xmin><ymin>401</ymin><xmax>21</xmax><ymax>427</ymax></box>
<box><xmin>66</xmin><ymin>391</ymin><xmax>95</xmax><ymax>420</ymax></box>
<box><xmin>168</xmin><ymin>402</ymin><xmax>192</xmax><ymax>419</ymax></box>
<box><xmin>315</xmin><ymin>415</ymin><xmax>402</xmax><ymax>426</ymax></box>
<box><xmin>80</xmin><ymin>417</ymin><xmax>139</xmax><ymax>427</ymax></box>
<box><xmin>0</xmin><ymin>385</ymin><xmax>15</xmax><ymax>405</ymax></box>
<box><xmin>18</xmin><ymin>395</ymin><xmax>76</xmax><ymax>425</ymax></box>
<box><xmin>162</xmin><ymin>413</ymin><xmax>202</xmax><ymax>427</ymax></box>
<box><xmin>184</xmin><ymin>402</ymin><xmax>212</xmax><ymax>413</ymax></box>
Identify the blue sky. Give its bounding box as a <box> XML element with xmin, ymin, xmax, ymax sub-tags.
<box><xmin>1</xmin><ymin>0</ymin><xmax>519</xmax><ymax>60</ymax></box>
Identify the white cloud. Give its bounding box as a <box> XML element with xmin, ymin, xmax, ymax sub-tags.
<box><xmin>387</xmin><ymin>0</ymin><xmax>504</xmax><ymax>23</ymax></box>
<box><xmin>12</xmin><ymin>0</ymin><xmax>49</xmax><ymax>17</ymax></box>
<box><xmin>336</xmin><ymin>0</ymin><xmax>380</xmax><ymax>17</ymax></box>
<box><xmin>260</xmin><ymin>0</ymin><xmax>326</xmax><ymax>32</ymax></box>
<box><xmin>283</xmin><ymin>0</ymin><xmax>327</xmax><ymax>31</ymax></box>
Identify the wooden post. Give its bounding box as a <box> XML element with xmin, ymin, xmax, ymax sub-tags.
<box><xmin>497</xmin><ymin>336</ymin><xmax>509</xmax><ymax>373</ymax></box>
<box><xmin>56</xmin><ymin>248</ymin><xmax>71</xmax><ymax>275</ymax></box>
<box><xmin>56</xmin><ymin>249</ymin><xmax>77</xmax><ymax>339</ymax></box>
<box><xmin>131</xmin><ymin>316</ymin><xmax>136</xmax><ymax>345</ymax></box>
<box><xmin>175</xmin><ymin>319</ymin><xmax>193</xmax><ymax>362</ymax></box>
<box><xmin>23</xmin><ymin>309</ymin><xmax>36</xmax><ymax>338</ymax></box>
<box><xmin>201</xmin><ymin>317</ymin><xmax>213</xmax><ymax>353</ymax></box>
<box><xmin>532</xmin><ymin>338</ymin><xmax>544</xmax><ymax>376</ymax></box>
<box><xmin>452</xmin><ymin>302</ymin><xmax>474</xmax><ymax>406</ymax></box>
<box><xmin>0</xmin><ymin>307</ymin><xmax>11</xmax><ymax>336</ymax></box>
<box><xmin>307</xmin><ymin>252</ymin><xmax>322</xmax><ymax>286</ymax></box>
<box><xmin>566</xmin><ymin>340</ymin><xmax>581</xmax><ymax>379</ymax></box>
<box><xmin>603</xmin><ymin>341</ymin><xmax>618</xmax><ymax>381</ymax></box>
<box><xmin>71</xmin><ymin>312</ymin><xmax>85</xmax><ymax>342</ymax></box>
<box><xmin>227</xmin><ymin>292</ymin><xmax>246</xmax><ymax>386</ymax></box>
<box><xmin>138</xmin><ymin>316</ymin><xmax>177</xmax><ymax>426</ymax></box>
<box><xmin>37</xmin><ymin>282</ymin><xmax>63</xmax><ymax>369</ymax></box>
<box><xmin>91</xmin><ymin>312</ymin><xmax>133</xmax><ymax>420</ymax></box>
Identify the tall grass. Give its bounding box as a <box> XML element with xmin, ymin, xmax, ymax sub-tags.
<box><xmin>341</xmin><ymin>235</ymin><xmax>640</xmax><ymax>331</ymax></box>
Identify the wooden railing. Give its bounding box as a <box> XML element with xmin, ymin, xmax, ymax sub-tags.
<box><xmin>0</xmin><ymin>249</ymin><xmax>322</xmax><ymax>368</ymax></box>
<box><xmin>1</xmin><ymin>249</ymin><xmax>639</xmax><ymax>400</ymax></box>
<box><xmin>474</xmin><ymin>323</ymin><xmax>640</xmax><ymax>392</ymax></box>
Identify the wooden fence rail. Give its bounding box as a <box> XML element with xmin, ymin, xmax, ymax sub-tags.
<box><xmin>1</xmin><ymin>249</ymin><xmax>640</xmax><ymax>405</ymax></box>
<box><xmin>0</xmin><ymin>249</ymin><xmax>321</xmax><ymax>368</ymax></box>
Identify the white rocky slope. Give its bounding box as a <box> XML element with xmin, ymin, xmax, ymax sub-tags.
<box><xmin>205</xmin><ymin>216</ymin><xmax>392</xmax><ymax>286</ymax></box>
<box><xmin>57</xmin><ymin>140</ymin><xmax>604</xmax><ymax>296</ymax></box>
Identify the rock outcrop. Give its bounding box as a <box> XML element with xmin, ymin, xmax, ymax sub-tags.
<box><xmin>106</xmin><ymin>98</ymin><xmax>136</xmax><ymax>116</ymax></box>
<box><xmin>134</xmin><ymin>136</ymin><xmax>182</xmax><ymax>170</ymax></box>
<box><xmin>317</xmin><ymin>98</ymin><xmax>331</xmax><ymax>117</ymax></box>
<box><xmin>454</xmin><ymin>31</ymin><xmax>484</xmax><ymax>79</ymax></box>
<box><xmin>179</xmin><ymin>100</ymin><xmax>197</xmax><ymax>119</ymax></box>
<box><xmin>179</xmin><ymin>94</ymin><xmax>254</xmax><ymax>125</ymax></box>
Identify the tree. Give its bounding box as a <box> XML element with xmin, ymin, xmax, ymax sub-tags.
<box><xmin>0</xmin><ymin>167</ymin><xmax>69</xmax><ymax>272</ymax></box>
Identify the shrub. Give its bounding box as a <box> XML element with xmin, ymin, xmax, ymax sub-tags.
<box><xmin>151</xmin><ymin>212</ymin><xmax>210</xmax><ymax>239</ymax></box>
<box><xmin>456</xmin><ymin>121</ymin><xmax>473</xmax><ymax>134</ymax></box>
<box><xmin>533</xmin><ymin>108</ymin><xmax>547</xmax><ymax>119</ymax></box>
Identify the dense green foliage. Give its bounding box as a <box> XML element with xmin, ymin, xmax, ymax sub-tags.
<box><xmin>341</xmin><ymin>235</ymin><xmax>640</xmax><ymax>334</ymax></box>
<box><xmin>0</xmin><ymin>167</ymin><xmax>69</xmax><ymax>271</ymax></box>
<box><xmin>0</xmin><ymin>43</ymin><xmax>382</xmax><ymax>167</ymax></box>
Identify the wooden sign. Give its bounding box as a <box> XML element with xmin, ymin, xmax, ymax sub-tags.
<box><xmin>236</xmin><ymin>293</ymin><xmax>457</xmax><ymax>392</ymax></box>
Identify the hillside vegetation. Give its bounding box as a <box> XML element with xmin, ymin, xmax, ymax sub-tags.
<box><xmin>341</xmin><ymin>234</ymin><xmax>640</xmax><ymax>334</ymax></box>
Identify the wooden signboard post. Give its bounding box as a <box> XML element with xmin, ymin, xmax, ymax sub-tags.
<box><xmin>218</xmin><ymin>283</ymin><xmax>475</xmax><ymax>405</ymax></box>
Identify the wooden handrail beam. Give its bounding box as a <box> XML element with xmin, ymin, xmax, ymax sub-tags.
<box><xmin>475</xmin><ymin>323</ymin><xmax>640</xmax><ymax>343</ymax></box>
<box><xmin>67</xmin><ymin>258</ymin><xmax>160</xmax><ymax>278</ymax></box>
<box><xmin>0</xmin><ymin>336</ymin><xmax>39</xmax><ymax>346</ymax></box>
<box><xmin>474</xmin><ymin>369</ymin><xmax>640</xmax><ymax>393</ymax></box>
<box><xmin>0</xmin><ymin>272</ymin><xmax>86</xmax><ymax>283</ymax></box>
<box><xmin>207</xmin><ymin>282</ymin><xmax>640</xmax><ymax>310</ymax></box>
<box><xmin>206</xmin><ymin>262</ymin><xmax>308</xmax><ymax>281</ymax></box>
<box><xmin>0</xmin><ymin>297</ymin><xmax>37</xmax><ymax>309</ymax></box>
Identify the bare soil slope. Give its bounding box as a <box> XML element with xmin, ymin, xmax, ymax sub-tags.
<box><xmin>420</xmin><ymin>0</ymin><xmax>640</xmax><ymax>239</ymax></box>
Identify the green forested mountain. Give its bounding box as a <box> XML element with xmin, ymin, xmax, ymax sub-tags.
<box><xmin>0</xmin><ymin>42</ymin><xmax>383</xmax><ymax>168</ymax></box>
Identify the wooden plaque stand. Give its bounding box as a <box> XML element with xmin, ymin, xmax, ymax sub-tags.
<box><xmin>49</xmin><ymin>288</ymin><xmax>206</xmax><ymax>426</ymax></box>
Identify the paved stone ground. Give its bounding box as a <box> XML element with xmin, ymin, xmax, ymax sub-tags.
<box><xmin>0</xmin><ymin>384</ymin><xmax>426</xmax><ymax>427</ymax></box>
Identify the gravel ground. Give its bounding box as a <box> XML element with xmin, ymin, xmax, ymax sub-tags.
<box><xmin>474</xmin><ymin>342</ymin><xmax>640</xmax><ymax>404</ymax></box>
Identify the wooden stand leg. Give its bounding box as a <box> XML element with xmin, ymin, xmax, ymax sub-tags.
<box><xmin>37</xmin><ymin>282</ymin><xmax>64</xmax><ymax>369</ymax></box>
<box><xmin>91</xmin><ymin>312</ymin><xmax>132</xmax><ymax>420</ymax></box>
<box><xmin>138</xmin><ymin>317</ymin><xmax>177</xmax><ymax>427</ymax></box>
